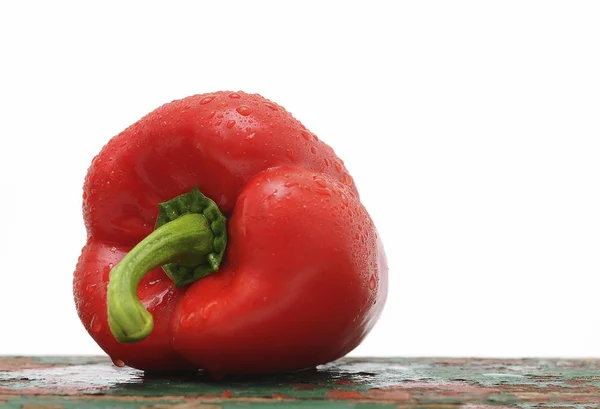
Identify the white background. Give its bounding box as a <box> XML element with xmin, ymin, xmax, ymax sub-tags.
<box><xmin>1</xmin><ymin>1</ymin><xmax>599</xmax><ymax>358</ymax></box>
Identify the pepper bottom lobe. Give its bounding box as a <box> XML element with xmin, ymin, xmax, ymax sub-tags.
<box><xmin>171</xmin><ymin>166</ymin><xmax>388</xmax><ymax>374</ymax></box>
<box><xmin>74</xmin><ymin>242</ymin><xmax>194</xmax><ymax>371</ymax></box>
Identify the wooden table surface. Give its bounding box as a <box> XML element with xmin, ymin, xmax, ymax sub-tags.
<box><xmin>1</xmin><ymin>356</ymin><xmax>599</xmax><ymax>408</ymax></box>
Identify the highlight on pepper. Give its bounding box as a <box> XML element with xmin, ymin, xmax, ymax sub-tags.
<box><xmin>73</xmin><ymin>91</ymin><xmax>388</xmax><ymax>375</ymax></box>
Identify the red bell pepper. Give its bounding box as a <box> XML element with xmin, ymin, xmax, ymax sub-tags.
<box><xmin>73</xmin><ymin>91</ymin><xmax>388</xmax><ymax>375</ymax></box>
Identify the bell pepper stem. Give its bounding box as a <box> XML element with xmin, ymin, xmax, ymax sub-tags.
<box><xmin>107</xmin><ymin>213</ymin><xmax>219</xmax><ymax>343</ymax></box>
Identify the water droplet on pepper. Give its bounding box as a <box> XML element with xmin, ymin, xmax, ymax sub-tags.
<box><xmin>180</xmin><ymin>313</ymin><xmax>195</xmax><ymax>329</ymax></box>
<box><xmin>199</xmin><ymin>96</ymin><xmax>215</xmax><ymax>104</ymax></box>
<box><xmin>314</xmin><ymin>177</ymin><xmax>327</xmax><ymax>188</ymax></box>
<box><xmin>264</xmin><ymin>102</ymin><xmax>278</xmax><ymax>111</ymax></box>
<box><xmin>202</xmin><ymin>301</ymin><xmax>217</xmax><ymax>319</ymax></box>
<box><xmin>111</xmin><ymin>357</ymin><xmax>125</xmax><ymax>367</ymax></box>
<box><xmin>343</xmin><ymin>173</ymin><xmax>353</xmax><ymax>185</ymax></box>
<box><xmin>340</xmin><ymin>193</ymin><xmax>349</xmax><ymax>207</ymax></box>
<box><xmin>236</xmin><ymin>105</ymin><xmax>252</xmax><ymax>116</ymax></box>
<box><xmin>91</xmin><ymin>315</ymin><xmax>102</xmax><ymax>333</ymax></box>
<box><xmin>369</xmin><ymin>275</ymin><xmax>377</xmax><ymax>290</ymax></box>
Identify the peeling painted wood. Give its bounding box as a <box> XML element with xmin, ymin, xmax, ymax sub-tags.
<box><xmin>1</xmin><ymin>357</ymin><xmax>599</xmax><ymax>408</ymax></box>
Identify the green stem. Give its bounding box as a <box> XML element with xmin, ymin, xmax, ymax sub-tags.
<box><xmin>107</xmin><ymin>214</ymin><xmax>209</xmax><ymax>342</ymax></box>
<box><xmin>106</xmin><ymin>188</ymin><xmax>227</xmax><ymax>343</ymax></box>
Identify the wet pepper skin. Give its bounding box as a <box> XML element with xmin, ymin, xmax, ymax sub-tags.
<box><xmin>73</xmin><ymin>91</ymin><xmax>388</xmax><ymax>374</ymax></box>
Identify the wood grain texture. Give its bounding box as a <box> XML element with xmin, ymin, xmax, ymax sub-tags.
<box><xmin>1</xmin><ymin>357</ymin><xmax>599</xmax><ymax>408</ymax></box>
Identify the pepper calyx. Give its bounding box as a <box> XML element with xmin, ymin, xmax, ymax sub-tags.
<box><xmin>155</xmin><ymin>187</ymin><xmax>227</xmax><ymax>287</ymax></box>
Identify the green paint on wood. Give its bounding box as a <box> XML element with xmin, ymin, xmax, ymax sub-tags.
<box><xmin>32</xmin><ymin>356</ymin><xmax>109</xmax><ymax>366</ymax></box>
<box><xmin>1</xmin><ymin>396</ymin><xmax>398</xmax><ymax>409</ymax></box>
<box><xmin>1</xmin><ymin>396</ymin><xmax>178</xmax><ymax>409</ymax></box>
